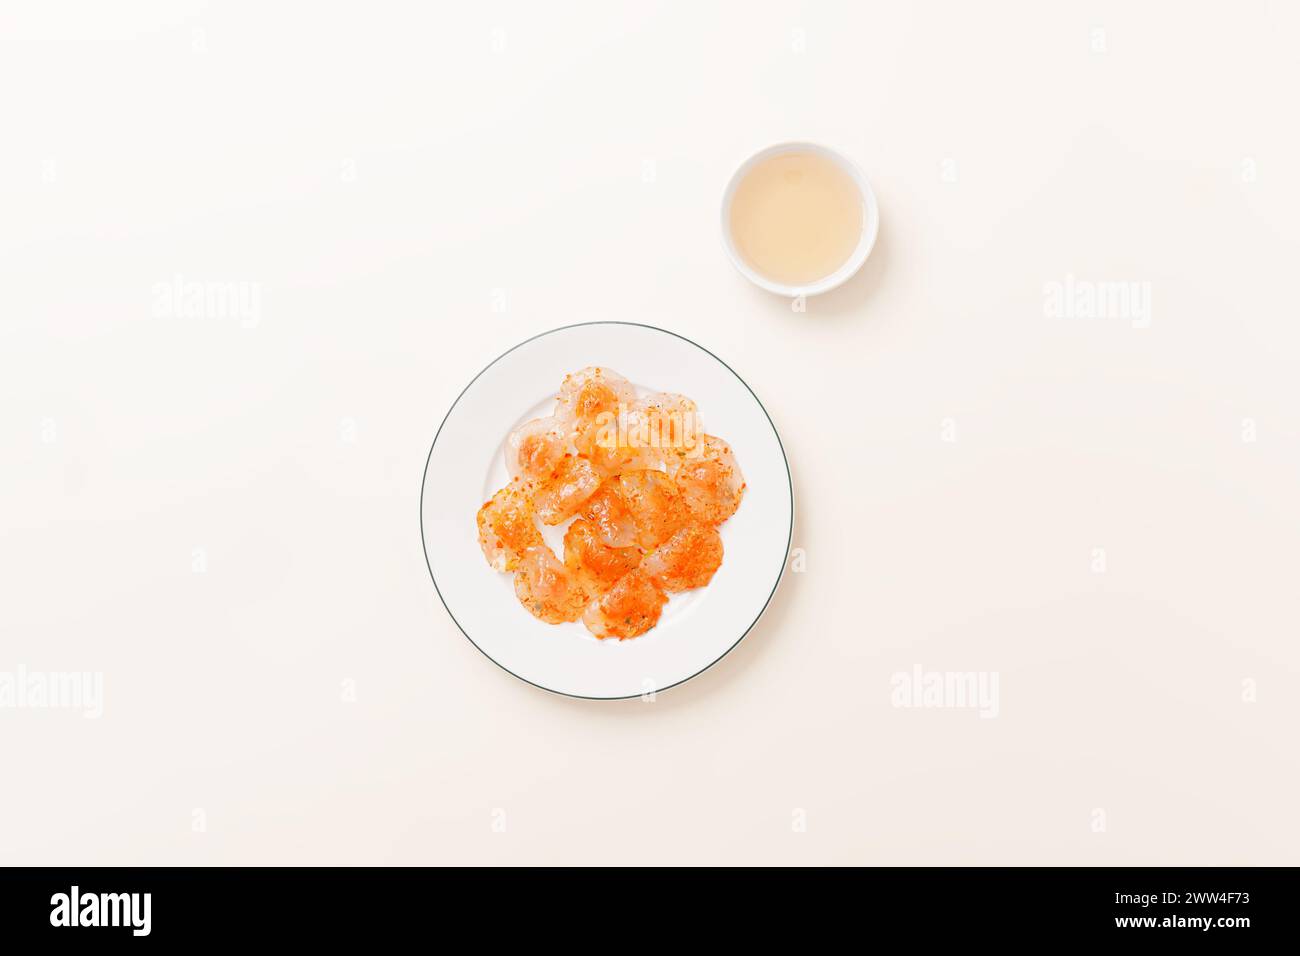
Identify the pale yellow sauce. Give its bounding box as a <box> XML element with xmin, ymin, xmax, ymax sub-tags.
<box><xmin>729</xmin><ymin>150</ymin><xmax>863</xmax><ymax>285</ymax></box>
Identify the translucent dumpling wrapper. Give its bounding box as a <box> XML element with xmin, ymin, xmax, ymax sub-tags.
<box><xmin>514</xmin><ymin>546</ymin><xmax>588</xmax><ymax>624</ymax></box>
<box><xmin>674</xmin><ymin>434</ymin><xmax>745</xmax><ymax>525</ymax></box>
<box><xmin>505</xmin><ymin>416</ymin><xmax>570</xmax><ymax>480</ymax></box>
<box><xmin>476</xmin><ymin>477</ymin><xmax>543</xmax><ymax>572</ymax></box>
<box><xmin>532</xmin><ymin>454</ymin><xmax>602</xmax><ymax>526</ymax></box>
<box><xmin>554</xmin><ymin>367</ymin><xmax>636</xmax><ymax>427</ymax></box>
<box><xmin>624</xmin><ymin>392</ymin><xmax>702</xmax><ymax>470</ymax></box>
<box><xmin>582</xmin><ymin>568</ymin><xmax>668</xmax><ymax>640</ymax></box>
<box><xmin>563</xmin><ymin>518</ymin><xmax>642</xmax><ymax>593</ymax></box>
<box><xmin>578</xmin><ymin>475</ymin><xmax>640</xmax><ymax>549</ymax></box>
<box><xmin>642</xmin><ymin>524</ymin><xmax>723</xmax><ymax>592</ymax></box>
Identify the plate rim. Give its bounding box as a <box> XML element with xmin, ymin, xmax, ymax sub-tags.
<box><xmin>419</xmin><ymin>320</ymin><xmax>794</xmax><ymax>701</ymax></box>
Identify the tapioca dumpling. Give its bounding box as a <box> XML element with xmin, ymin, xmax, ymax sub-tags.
<box><xmin>505</xmin><ymin>416</ymin><xmax>570</xmax><ymax>480</ymax></box>
<box><xmin>514</xmin><ymin>546</ymin><xmax>588</xmax><ymax>624</ymax></box>
<box><xmin>531</xmin><ymin>454</ymin><xmax>602</xmax><ymax>525</ymax></box>
<box><xmin>558</xmin><ymin>367</ymin><xmax>639</xmax><ymax>475</ymax></box>
<box><xmin>581</xmin><ymin>568</ymin><xmax>668</xmax><ymax>640</ymax></box>
<box><xmin>554</xmin><ymin>367</ymin><xmax>636</xmax><ymax>427</ymax></box>
<box><xmin>642</xmin><ymin>524</ymin><xmax>723</xmax><ymax>592</ymax></box>
<box><xmin>573</xmin><ymin>416</ymin><xmax>638</xmax><ymax>476</ymax></box>
<box><xmin>673</xmin><ymin>434</ymin><xmax>745</xmax><ymax>525</ymax></box>
<box><xmin>627</xmin><ymin>392</ymin><xmax>700</xmax><ymax>453</ymax></box>
<box><xmin>476</xmin><ymin>477</ymin><xmax>543</xmax><ymax>572</ymax></box>
<box><xmin>616</xmin><ymin>469</ymin><xmax>688</xmax><ymax>550</ymax></box>
<box><xmin>579</xmin><ymin>475</ymin><xmax>640</xmax><ymax>549</ymax></box>
<box><xmin>563</xmin><ymin>518</ymin><xmax>642</xmax><ymax>592</ymax></box>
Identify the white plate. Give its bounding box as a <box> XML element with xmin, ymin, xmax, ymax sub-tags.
<box><xmin>420</xmin><ymin>322</ymin><xmax>793</xmax><ymax>700</ymax></box>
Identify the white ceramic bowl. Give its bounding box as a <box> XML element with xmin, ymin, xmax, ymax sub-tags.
<box><xmin>720</xmin><ymin>141</ymin><xmax>879</xmax><ymax>298</ymax></box>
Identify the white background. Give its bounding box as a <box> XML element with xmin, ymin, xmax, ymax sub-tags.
<box><xmin>3</xmin><ymin>1</ymin><xmax>1297</xmax><ymax>865</ymax></box>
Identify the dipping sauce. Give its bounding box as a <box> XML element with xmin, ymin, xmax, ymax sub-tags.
<box><xmin>728</xmin><ymin>149</ymin><xmax>864</xmax><ymax>286</ymax></box>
